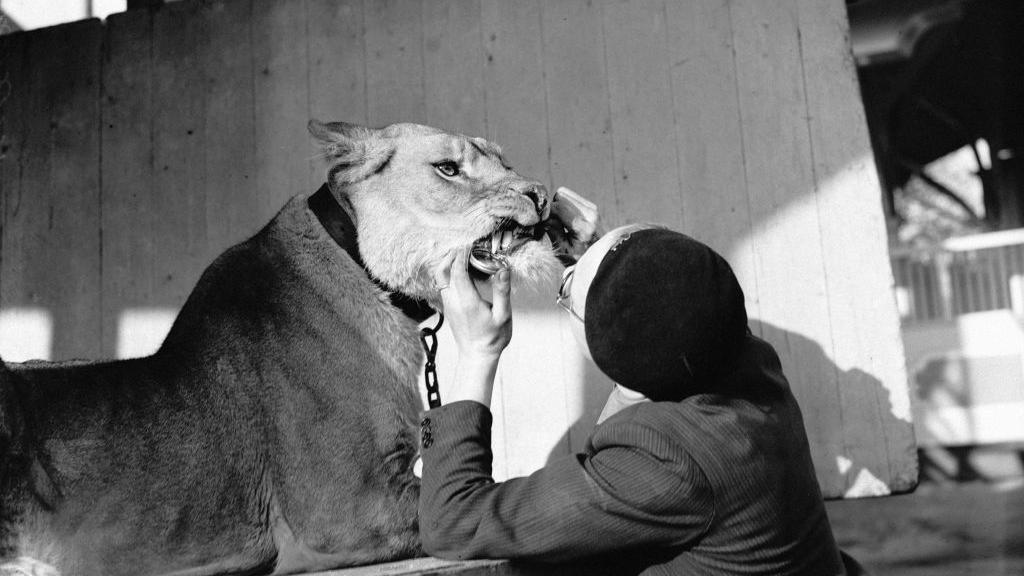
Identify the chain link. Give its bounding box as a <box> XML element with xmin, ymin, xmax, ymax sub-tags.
<box><xmin>420</xmin><ymin>313</ymin><xmax>445</xmax><ymax>408</ymax></box>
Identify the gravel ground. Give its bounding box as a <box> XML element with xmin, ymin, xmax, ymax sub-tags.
<box><xmin>826</xmin><ymin>479</ymin><xmax>1024</xmax><ymax>575</ymax></box>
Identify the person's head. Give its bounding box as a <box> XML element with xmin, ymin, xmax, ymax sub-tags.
<box><xmin>557</xmin><ymin>224</ymin><xmax>748</xmax><ymax>401</ymax></box>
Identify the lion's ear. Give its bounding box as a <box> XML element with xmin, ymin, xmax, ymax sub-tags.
<box><xmin>308</xmin><ymin>119</ymin><xmax>372</xmax><ymax>150</ymax></box>
<box><xmin>308</xmin><ymin>119</ymin><xmax>395</xmax><ymax>186</ymax></box>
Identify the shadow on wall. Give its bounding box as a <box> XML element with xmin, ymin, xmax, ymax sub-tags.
<box><xmin>913</xmin><ymin>354</ymin><xmax>992</xmax><ymax>482</ymax></box>
<box><xmin>545</xmin><ymin>320</ymin><xmax>917</xmax><ymax>500</ymax></box>
<box><xmin>904</xmin><ymin>311</ymin><xmax>1024</xmax><ymax>482</ymax></box>
<box><xmin>913</xmin><ymin>355</ymin><xmax>1024</xmax><ymax>483</ymax></box>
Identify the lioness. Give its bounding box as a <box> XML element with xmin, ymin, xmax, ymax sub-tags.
<box><xmin>0</xmin><ymin>121</ymin><xmax>592</xmax><ymax>576</ymax></box>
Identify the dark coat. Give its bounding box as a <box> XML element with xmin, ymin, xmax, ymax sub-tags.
<box><xmin>418</xmin><ymin>335</ymin><xmax>846</xmax><ymax>575</ymax></box>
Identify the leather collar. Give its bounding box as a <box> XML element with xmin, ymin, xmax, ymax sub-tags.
<box><xmin>308</xmin><ymin>184</ymin><xmax>436</xmax><ymax>323</ymax></box>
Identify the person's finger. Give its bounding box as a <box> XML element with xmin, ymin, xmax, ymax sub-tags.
<box><xmin>554</xmin><ymin>187</ymin><xmax>600</xmax><ymax>243</ymax></box>
<box><xmin>573</xmin><ymin>214</ymin><xmax>599</xmax><ymax>240</ymax></box>
<box><xmin>556</xmin><ymin>186</ymin><xmax>597</xmax><ymax>210</ymax></box>
<box><xmin>491</xmin><ymin>267</ymin><xmax>512</xmax><ymax>322</ymax></box>
<box><xmin>434</xmin><ymin>250</ymin><xmax>457</xmax><ymax>290</ymax></box>
<box><xmin>553</xmin><ymin>188</ymin><xmax>590</xmax><ymax>225</ymax></box>
<box><xmin>552</xmin><ymin>188</ymin><xmax>581</xmax><ymax>221</ymax></box>
<box><xmin>557</xmin><ymin>187</ymin><xmax>598</xmax><ymax>220</ymax></box>
<box><xmin>437</xmin><ymin>250</ymin><xmax>463</xmax><ymax>312</ymax></box>
<box><xmin>555</xmin><ymin>187</ymin><xmax>598</xmax><ymax>225</ymax></box>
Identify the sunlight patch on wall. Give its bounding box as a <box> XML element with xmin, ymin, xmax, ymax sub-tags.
<box><xmin>728</xmin><ymin>153</ymin><xmax>913</xmax><ymax>424</ymax></box>
<box><xmin>844</xmin><ymin>467</ymin><xmax>891</xmax><ymax>498</ymax></box>
<box><xmin>117</xmin><ymin>308</ymin><xmax>176</xmax><ymax>359</ymax></box>
<box><xmin>0</xmin><ymin>307</ymin><xmax>52</xmax><ymax>361</ymax></box>
<box><xmin>422</xmin><ymin>301</ymin><xmax>582</xmax><ymax>481</ymax></box>
<box><xmin>0</xmin><ymin>0</ymin><xmax>126</xmax><ymax>31</ymax></box>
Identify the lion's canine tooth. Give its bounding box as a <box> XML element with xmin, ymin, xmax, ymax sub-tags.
<box><xmin>491</xmin><ymin>231</ymin><xmax>500</xmax><ymax>254</ymax></box>
<box><xmin>501</xmin><ymin>230</ymin><xmax>513</xmax><ymax>250</ymax></box>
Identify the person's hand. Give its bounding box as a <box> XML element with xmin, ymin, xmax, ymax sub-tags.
<box><xmin>437</xmin><ymin>247</ymin><xmax>513</xmax><ymax>360</ymax></box>
<box><xmin>547</xmin><ymin>186</ymin><xmax>601</xmax><ymax>265</ymax></box>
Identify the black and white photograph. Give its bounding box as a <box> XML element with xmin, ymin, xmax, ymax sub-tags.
<box><xmin>0</xmin><ymin>0</ymin><xmax>1021</xmax><ymax>574</ymax></box>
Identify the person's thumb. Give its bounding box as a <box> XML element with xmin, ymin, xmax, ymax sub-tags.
<box><xmin>491</xmin><ymin>267</ymin><xmax>512</xmax><ymax>322</ymax></box>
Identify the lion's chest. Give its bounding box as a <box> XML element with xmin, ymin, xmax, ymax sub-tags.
<box><xmin>265</xmin><ymin>291</ymin><xmax>426</xmax><ymax>553</ymax></box>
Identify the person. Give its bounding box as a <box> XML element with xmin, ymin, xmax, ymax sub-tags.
<box><xmin>418</xmin><ymin>215</ymin><xmax>849</xmax><ymax>575</ymax></box>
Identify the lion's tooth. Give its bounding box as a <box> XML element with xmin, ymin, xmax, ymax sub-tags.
<box><xmin>491</xmin><ymin>231</ymin><xmax>500</xmax><ymax>254</ymax></box>
<box><xmin>501</xmin><ymin>230</ymin><xmax>513</xmax><ymax>251</ymax></box>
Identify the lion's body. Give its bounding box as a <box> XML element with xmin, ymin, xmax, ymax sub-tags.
<box><xmin>1</xmin><ymin>197</ymin><xmax>424</xmax><ymax>575</ymax></box>
<box><xmin>0</xmin><ymin>121</ymin><xmax>557</xmax><ymax>575</ymax></box>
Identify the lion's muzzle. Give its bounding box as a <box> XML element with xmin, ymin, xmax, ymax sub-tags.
<box><xmin>468</xmin><ymin>180</ymin><xmax>554</xmax><ymax>276</ymax></box>
<box><xmin>505</xmin><ymin>180</ymin><xmax>551</xmax><ymax>222</ymax></box>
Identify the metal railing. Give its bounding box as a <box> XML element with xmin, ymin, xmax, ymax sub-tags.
<box><xmin>891</xmin><ymin>229</ymin><xmax>1024</xmax><ymax>324</ymax></box>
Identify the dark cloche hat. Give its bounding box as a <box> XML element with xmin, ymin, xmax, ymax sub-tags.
<box><xmin>584</xmin><ymin>229</ymin><xmax>748</xmax><ymax>401</ymax></box>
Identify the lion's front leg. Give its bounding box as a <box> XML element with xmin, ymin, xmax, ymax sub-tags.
<box><xmin>266</xmin><ymin>486</ymin><xmax>422</xmax><ymax>575</ymax></box>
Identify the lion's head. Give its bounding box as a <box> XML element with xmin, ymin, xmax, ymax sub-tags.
<box><xmin>309</xmin><ymin>120</ymin><xmax>561</xmax><ymax>303</ymax></box>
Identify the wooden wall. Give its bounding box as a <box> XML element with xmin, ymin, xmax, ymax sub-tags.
<box><xmin>0</xmin><ymin>0</ymin><xmax>916</xmax><ymax>498</ymax></box>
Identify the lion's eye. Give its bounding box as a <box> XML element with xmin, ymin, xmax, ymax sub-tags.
<box><xmin>434</xmin><ymin>161</ymin><xmax>460</xmax><ymax>178</ymax></box>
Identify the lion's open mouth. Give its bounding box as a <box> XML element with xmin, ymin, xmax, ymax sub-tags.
<box><xmin>469</xmin><ymin>223</ymin><xmax>547</xmax><ymax>277</ymax></box>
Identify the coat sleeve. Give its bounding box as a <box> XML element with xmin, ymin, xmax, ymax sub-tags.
<box><xmin>417</xmin><ymin>401</ymin><xmax>713</xmax><ymax>562</ymax></box>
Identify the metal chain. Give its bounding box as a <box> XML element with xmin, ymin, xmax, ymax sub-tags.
<box><xmin>420</xmin><ymin>313</ymin><xmax>445</xmax><ymax>409</ymax></box>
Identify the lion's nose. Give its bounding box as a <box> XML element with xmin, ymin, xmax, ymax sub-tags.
<box><xmin>521</xmin><ymin>185</ymin><xmax>549</xmax><ymax>216</ymax></box>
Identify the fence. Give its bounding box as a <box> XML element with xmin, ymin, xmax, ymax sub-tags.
<box><xmin>0</xmin><ymin>0</ymin><xmax>916</xmax><ymax>498</ymax></box>
<box><xmin>894</xmin><ymin>229</ymin><xmax>1024</xmax><ymax>447</ymax></box>
<box><xmin>892</xmin><ymin>229</ymin><xmax>1024</xmax><ymax>324</ymax></box>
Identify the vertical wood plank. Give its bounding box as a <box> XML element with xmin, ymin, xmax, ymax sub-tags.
<box><xmin>541</xmin><ymin>0</ymin><xmax>616</xmax><ymax>223</ymax></box>
<box><xmin>730</xmin><ymin>0</ymin><xmax>845</xmax><ymax>497</ymax></box>
<box><xmin>420</xmin><ymin>0</ymin><xmax>501</xmax><ymax>473</ymax></box>
<box><xmin>969</xmin><ymin>266</ymin><xmax>981</xmax><ymax>310</ymax></box>
<box><xmin>987</xmin><ymin>252</ymin><xmax>1002</xmax><ymax>308</ymax></box>
<box><xmin>0</xmin><ymin>0</ymin><xmax>918</xmax><ymax>498</ymax></box>
<box><xmin>999</xmin><ymin>247</ymin><xmax>1013</xmax><ymax>308</ymax></box>
<box><xmin>540</xmin><ymin>0</ymin><xmax>617</xmax><ymax>453</ymax></box>
<box><xmin>481</xmin><ymin>0</ymin><xmax>568</xmax><ymax>477</ymax></box>
<box><xmin>665</xmin><ymin>0</ymin><xmax>761</xmax><ymax>322</ymax></box>
<box><xmin>364</xmin><ymin>0</ymin><xmax>426</xmax><ymax>127</ymax></box>
<box><xmin>420</xmin><ymin>0</ymin><xmax>520</xmax><ymax>472</ymax></box>
<box><xmin>203</xmin><ymin>0</ymin><xmax>259</xmax><ymax>258</ymax></box>
<box><xmin>953</xmin><ymin>261</ymin><xmax>965</xmax><ymax>314</ymax></box>
<box><xmin>977</xmin><ymin>260</ymin><xmax>991</xmax><ymax>310</ymax></box>
<box><xmin>252</xmin><ymin>0</ymin><xmax>311</xmax><ymax>214</ymax></box>
<box><xmin>149</xmin><ymin>1</ymin><xmax>209</xmax><ymax>313</ymax></box>
<box><xmin>308</xmin><ymin>0</ymin><xmax>368</xmax><ymax>124</ymax></box>
<box><xmin>0</xmin><ymin>30</ymin><xmax>28</xmax><ymax>359</ymax></box>
<box><xmin>101</xmin><ymin>9</ymin><xmax>157</xmax><ymax>357</ymax></box>
<box><xmin>0</xmin><ymin>30</ymin><xmax>30</xmax><ymax>360</ymax></box>
<box><xmin>422</xmin><ymin>0</ymin><xmax>485</xmax><ymax>136</ymax></box>
<box><xmin>929</xmin><ymin>261</ymin><xmax>943</xmax><ymax>319</ymax></box>
<box><xmin>1</xmin><ymin>22</ymin><xmax>102</xmax><ymax>361</ymax></box>
<box><xmin>924</xmin><ymin>262</ymin><xmax>937</xmax><ymax>319</ymax></box>
<box><xmin>40</xmin><ymin>21</ymin><xmax>102</xmax><ymax>358</ymax></box>
<box><xmin>308</xmin><ymin>0</ymin><xmax>368</xmax><ymax>188</ymax></box>
<box><xmin>796</xmin><ymin>0</ymin><xmax>916</xmax><ymax>494</ymax></box>
<box><xmin>601</xmin><ymin>0</ymin><xmax>681</xmax><ymax>229</ymax></box>
<box><xmin>912</xmin><ymin>261</ymin><xmax>926</xmax><ymax>320</ymax></box>
<box><xmin>480</xmin><ymin>0</ymin><xmax>548</xmax><ymax>181</ymax></box>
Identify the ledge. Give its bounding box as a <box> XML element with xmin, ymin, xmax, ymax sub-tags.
<box><xmin>305</xmin><ymin>558</ymin><xmax>539</xmax><ymax>576</ymax></box>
